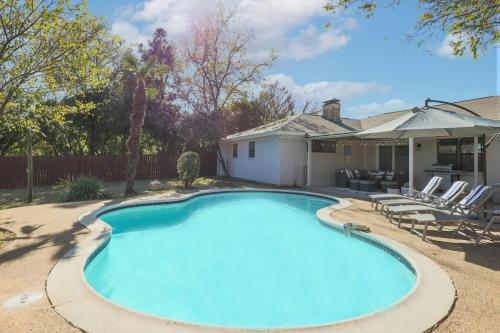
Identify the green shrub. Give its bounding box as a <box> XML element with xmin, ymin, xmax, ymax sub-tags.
<box><xmin>56</xmin><ymin>175</ymin><xmax>106</xmax><ymax>202</ymax></box>
<box><xmin>177</xmin><ymin>151</ymin><xmax>200</xmax><ymax>188</ymax></box>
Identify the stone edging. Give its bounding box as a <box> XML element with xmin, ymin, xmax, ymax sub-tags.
<box><xmin>46</xmin><ymin>189</ymin><xmax>456</xmax><ymax>333</ymax></box>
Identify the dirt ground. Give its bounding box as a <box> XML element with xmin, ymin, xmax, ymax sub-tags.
<box><xmin>0</xmin><ymin>177</ymin><xmax>244</xmax><ymax>210</ymax></box>
<box><xmin>0</xmin><ymin>186</ymin><xmax>499</xmax><ymax>333</ymax></box>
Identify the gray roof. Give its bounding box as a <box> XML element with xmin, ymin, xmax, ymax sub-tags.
<box><xmin>223</xmin><ymin>113</ymin><xmax>358</xmax><ymax>140</ymax></box>
<box><xmin>222</xmin><ymin>96</ymin><xmax>500</xmax><ymax>141</ymax></box>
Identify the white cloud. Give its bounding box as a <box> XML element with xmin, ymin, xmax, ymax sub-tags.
<box><xmin>111</xmin><ymin>21</ymin><xmax>150</xmax><ymax>45</ymax></box>
<box><xmin>343</xmin><ymin>17</ymin><xmax>359</xmax><ymax>30</ymax></box>
<box><xmin>436</xmin><ymin>33</ymin><xmax>468</xmax><ymax>59</ymax></box>
<box><xmin>110</xmin><ymin>0</ymin><xmax>351</xmax><ymax>60</ymax></box>
<box><xmin>285</xmin><ymin>25</ymin><xmax>349</xmax><ymax>60</ymax></box>
<box><xmin>266</xmin><ymin>73</ymin><xmax>391</xmax><ymax>106</ymax></box>
<box><xmin>347</xmin><ymin>99</ymin><xmax>413</xmax><ymax>118</ymax></box>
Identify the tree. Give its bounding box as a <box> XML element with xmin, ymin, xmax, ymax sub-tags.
<box><xmin>222</xmin><ymin>81</ymin><xmax>295</xmax><ymax>134</ymax></box>
<box><xmin>324</xmin><ymin>0</ymin><xmax>499</xmax><ymax>59</ymax></box>
<box><xmin>121</xmin><ymin>51</ymin><xmax>166</xmax><ymax>195</ymax></box>
<box><xmin>139</xmin><ymin>28</ymin><xmax>182</xmax><ymax>154</ymax></box>
<box><xmin>181</xmin><ymin>4</ymin><xmax>275</xmax><ymax>175</ymax></box>
<box><xmin>253</xmin><ymin>81</ymin><xmax>295</xmax><ymax>124</ymax></box>
<box><xmin>0</xmin><ymin>0</ymin><xmax>110</xmax><ymax>118</ymax></box>
<box><xmin>177</xmin><ymin>151</ymin><xmax>200</xmax><ymax>188</ymax></box>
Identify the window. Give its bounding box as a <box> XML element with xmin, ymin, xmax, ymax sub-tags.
<box><xmin>232</xmin><ymin>143</ymin><xmax>238</xmax><ymax>158</ymax></box>
<box><xmin>437</xmin><ymin>139</ymin><xmax>458</xmax><ymax>169</ymax></box>
<box><xmin>459</xmin><ymin>138</ymin><xmax>484</xmax><ymax>171</ymax></box>
<box><xmin>437</xmin><ymin>138</ymin><xmax>483</xmax><ymax>171</ymax></box>
<box><xmin>248</xmin><ymin>141</ymin><xmax>255</xmax><ymax>158</ymax></box>
<box><xmin>312</xmin><ymin>140</ymin><xmax>336</xmax><ymax>153</ymax></box>
<box><xmin>344</xmin><ymin>144</ymin><xmax>352</xmax><ymax>164</ymax></box>
<box><xmin>378</xmin><ymin>145</ymin><xmax>409</xmax><ymax>171</ymax></box>
<box><xmin>395</xmin><ymin>145</ymin><xmax>409</xmax><ymax>171</ymax></box>
<box><xmin>378</xmin><ymin>146</ymin><xmax>392</xmax><ymax>170</ymax></box>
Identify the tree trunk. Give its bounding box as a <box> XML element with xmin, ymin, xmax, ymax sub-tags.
<box><xmin>124</xmin><ymin>79</ymin><xmax>147</xmax><ymax>195</ymax></box>
<box><xmin>26</xmin><ymin>128</ymin><xmax>33</xmax><ymax>203</ymax></box>
<box><xmin>216</xmin><ymin>143</ymin><xmax>229</xmax><ymax>177</ymax></box>
<box><xmin>88</xmin><ymin>114</ymin><xmax>96</xmax><ymax>155</ymax></box>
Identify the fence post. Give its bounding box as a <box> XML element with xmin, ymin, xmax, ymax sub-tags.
<box><xmin>26</xmin><ymin>128</ymin><xmax>33</xmax><ymax>203</ymax></box>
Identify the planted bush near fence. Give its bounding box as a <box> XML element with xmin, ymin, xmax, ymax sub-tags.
<box><xmin>177</xmin><ymin>152</ymin><xmax>201</xmax><ymax>188</ymax></box>
<box><xmin>56</xmin><ymin>176</ymin><xmax>106</xmax><ymax>202</ymax></box>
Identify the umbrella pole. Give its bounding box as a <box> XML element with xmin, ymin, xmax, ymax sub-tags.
<box><xmin>307</xmin><ymin>139</ymin><xmax>312</xmax><ymax>187</ymax></box>
<box><xmin>409</xmin><ymin>137</ymin><xmax>414</xmax><ymax>189</ymax></box>
<box><xmin>474</xmin><ymin>136</ymin><xmax>479</xmax><ymax>185</ymax></box>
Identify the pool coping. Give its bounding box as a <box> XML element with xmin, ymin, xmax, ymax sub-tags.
<box><xmin>46</xmin><ymin>189</ymin><xmax>456</xmax><ymax>333</ymax></box>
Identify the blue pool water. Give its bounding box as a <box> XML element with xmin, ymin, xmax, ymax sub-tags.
<box><xmin>84</xmin><ymin>191</ymin><xmax>416</xmax><ymax>328</ymax></box>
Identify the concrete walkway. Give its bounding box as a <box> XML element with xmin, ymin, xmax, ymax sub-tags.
<box><xmin>0</xmin><ymin>189</ymin><xmax>499</xmax><ymax>333</ymax></box>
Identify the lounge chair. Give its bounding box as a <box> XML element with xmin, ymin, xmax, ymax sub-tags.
<box><xmin>386</xmin><ymin>185</ymin><xmax>494</xmax><ymax>227</ymax></box>
<box><xmin>408</xmin><ymin>208</ymin><xmax>500</xmax><ymax>245</ymax></box>
<box><xmin>369</xmin><ymin>176</ymin><xmax>442</xmax><ymax>209</ymax></box>
<box><xmin>376</xmin><ymin>181</ymin><xmax>468</xmax><ymax>212</ymax></box>
<box><xmin>454</xmin><ymin>208</ymin><xmax>500</xmax><ymax>245</ymax></box>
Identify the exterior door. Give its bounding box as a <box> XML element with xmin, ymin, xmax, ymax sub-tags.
<box><xmin>378</xmin><ymin>146</ymin><xmax>392</xmax><ymax>170</ymax></box>
<box><xmin>395</xmin><ymin>145</ymin><xmax>409</xmax><ymax>171</ymax></box>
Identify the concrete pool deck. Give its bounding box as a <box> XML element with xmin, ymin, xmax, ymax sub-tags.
<box><xmin>1</xmin><ymin>187</ymin><xmax>499</xmax><ymax>332</ymax></box>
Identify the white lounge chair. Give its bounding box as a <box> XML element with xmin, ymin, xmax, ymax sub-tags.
<box><xmin>386</xmin><ymin>185</ymin><xmax>495</xmax><ymax>227</ymax></box>
<box><xmin>377</xmin><ymin>181</ymin><xmax>468</xmax><ymax>212</ymax></box>
<box><xmin>369</xmin><ymin>176</ymin><xmax>442</xmax><ymax>210</ymax></box>
<box><xmin>454</xmin><ymin>208</ymin><xmax>500</xmax><ymax>245</ymax></box>
<box><xmin>409</xmin><ymin>208</ymin><xmax>500</xmax><ymax>245</ymax></box>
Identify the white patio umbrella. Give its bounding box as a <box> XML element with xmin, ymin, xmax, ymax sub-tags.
<box><xmin>356</xmin><ymin>107</ymin><xmax>500</xmax><ymax>189</ymax></box>
<box><xmin>356</xmin><ymin>107</ymin><xmax>500</xmax><ymax>139</ymax></box>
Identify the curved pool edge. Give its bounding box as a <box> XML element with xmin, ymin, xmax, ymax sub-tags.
<box><xmin>46</xmin><ymin>189</ymin><xmax>456</xmax><ymax>333</ymax></box>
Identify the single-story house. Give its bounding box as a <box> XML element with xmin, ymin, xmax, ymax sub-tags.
<box><xmin>217</xmin><ymin>96</ymin><xmax>500</xmax><ymax>192</ymax></box>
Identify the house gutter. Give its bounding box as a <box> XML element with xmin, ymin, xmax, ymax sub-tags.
<box><xmin>308</xmin><ymin>132</ymin><xmax>360</xmax><ymax>140</ymax></box>
<box><xmin>220</xmin><ymin>131</ymin><xmax>305</xmax><ymax>143</ymax></box>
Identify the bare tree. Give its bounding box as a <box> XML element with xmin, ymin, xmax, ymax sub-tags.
<box><xmin>256</xmin><ymin>81</ymin><xmax>294</xmax><ymax>123</ymax></box>
<box><xmin>181</xmin><ymin>4</ymin><xmax>276</xmax><ymax>175</ymax></box>
<box><xmin>300</xmin><ymin>99</ymin><xmax>319</xmax><ymax>114</ymax></box>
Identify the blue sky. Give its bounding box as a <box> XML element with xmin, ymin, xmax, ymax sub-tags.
<box><xmin>87</xmin><ymin>0</ymin><xmax>498</xmax><ymax>119</ymax></box>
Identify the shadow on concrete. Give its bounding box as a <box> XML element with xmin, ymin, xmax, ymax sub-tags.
<box><xmin>399</xmin><ymin>224</ymin><xmax>500</xmax><ymax>271</ymax></box>
<box><xmin>0</xmin><ymin>221</ymin><xmax>87</xmax><ymax>265</ymax></box>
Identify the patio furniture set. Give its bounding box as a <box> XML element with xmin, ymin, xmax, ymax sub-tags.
<box><xmin>368</xmin><ymin>176</ymin><xmax>499</xmax><ymax>245</ymax></box>
<box><xmin>335</xmin><ymin>169</ymin><xmax>408</xmax><ymax>192</ymax></box>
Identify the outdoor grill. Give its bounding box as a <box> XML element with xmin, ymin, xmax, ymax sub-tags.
<box><xmin>423</xmin><ymin>164</ymin><xmax>462</xmax><ymax>191</ymax></box>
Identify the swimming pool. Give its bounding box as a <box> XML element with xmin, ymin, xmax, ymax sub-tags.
<box><xmin>84</xmin><ymin>191</ymin><xmax>416</xmax><ymax>329</ymax></box>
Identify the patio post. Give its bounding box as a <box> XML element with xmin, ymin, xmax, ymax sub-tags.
<box><xmin>307</xmin><ymin>139</ymin><xmax>312</xmax><ymax>187</ymax></box>
<box><xmin>363</xmin><ymin>142</ymin><xmax>368</xmax><ymax>169</ymax></box>
<box><xmin>473</xmin><ymin>136</ymin><xmax>479</xmax><ymax>185</ymax></box>
<box><xmin>409</xmin><ymin>137</ymin><xmax>414</xmax><ymax>189</ymax></box>
<box><xmin>391</xmin><ymin>144</ymin><xmax>396</xmax><ymax>171</ymax></box>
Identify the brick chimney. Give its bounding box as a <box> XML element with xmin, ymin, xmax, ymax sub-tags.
<box><xmin>322</xmin><ymin>99</ymin><xmax>341</xmax><ymax>122</ymax></box>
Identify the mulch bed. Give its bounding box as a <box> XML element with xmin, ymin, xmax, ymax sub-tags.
<box><xmin>0</xmin><ymin>228</ymin><xmax>15</xmax><ymax>248</ymax></box>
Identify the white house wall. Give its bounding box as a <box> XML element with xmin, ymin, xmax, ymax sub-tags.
<box><xmin>486</xmin><ymin>136</ymin><xmax>500</xmax><ymax>186</ymax></box>
<box><xmin>413</xmin><ymin>138</ymin><xmax>486</xmax><ymax>188</ymax></box>
<box><xmin>365</xmin><ymin>138</ymin><xmax>490</xmax><ymax>190</ymax></box>
<box><xmin>217</xmin><ymin>135</ymin><xmax>499</xmax><ymax>189</ymax></box>
<box><xmin>311</xmin><ymin>141</ymin><xmax>365</xmax><ymax>186</ymax></box>
<box><xmin>217</xmin><ymin>138</ymin><xmax>281</xmax><ymax>185</ymax></box>
<box><xmin>413</xmin><ymin>138</ymin><xmax>436</xmax><ymax>189</ymax></box>
<box><xmin>278</xmin><ymin>138</ymin><xmax>307</xmax><ymax>186</ymax></box>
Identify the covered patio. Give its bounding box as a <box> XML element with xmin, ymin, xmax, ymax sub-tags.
<box><xmin>305</xmin><ymin>101</ymin><xmax>500</xmax><ymax>201</ymax></box>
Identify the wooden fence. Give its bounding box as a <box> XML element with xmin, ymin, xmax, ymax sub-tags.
<box><xmin>0</xmin><ymin>153</ymin><xmax>217</xmax><ymax>188</ymax></box>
